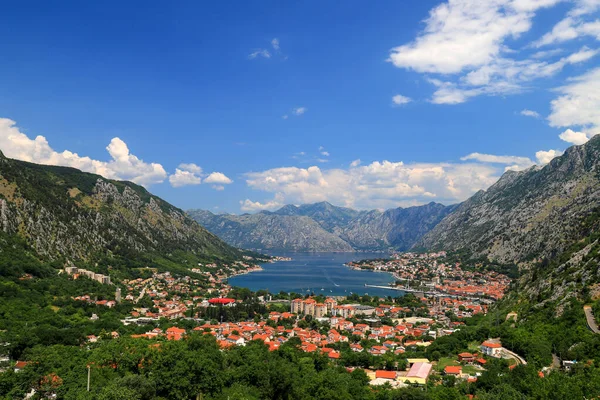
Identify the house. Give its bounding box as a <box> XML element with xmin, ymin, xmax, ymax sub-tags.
<box><xmin>226</xmin><ymin>335</ymin><xmax>245</xmax><ymax>346</ymax></box>
<box><xmin>403</xmin><ymin>362</ymin><xmax>432</xmax><ymax>385</ymax></box>
<box><xmin>166</xmin><ymin>327</ymin><xmax>186</xmax><ymax>341</ymax></box>
<box><xmin>480</xmin><ymin>340</ymin><xmax>502</xmax><ymax>358</ymax></box>
<box><xmin>369</xmin><ymin>346</ymin><xmax>387</xmax><ymax>356</ymax></box>
<box><xmin>458</xmin><ymin>352</ymin><xmax>475</xmax><ymax>363</ymax></box>
<box><xmin>375</xmin><ymin>370</ymin><xmax>397</xmax><ymax>380</ymax></box>
<box><xmin>350</xmin><ymin>343</ymin><xmax>363</xmax><ymax>352</ymax></box>
<box><xmin>444</xmin><ymin>366</ymin><xmax>462</xmax><ymax>376</ymax></box>
<box><xmin>14</xmin><ymin>361</ymin><xmax>28</xmax><ymax>372</ymax></box>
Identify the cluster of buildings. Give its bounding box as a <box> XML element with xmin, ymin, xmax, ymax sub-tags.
<box><xmin>64</xmin><ymin>266</ymin><xmax>112</xmax><ymax>285</ymax></box>
<box><xmin>348</xmin><ymin>252</ymin><xmax>511</xmax><ymax>301</ymax></box>
<box><xmin>119</xmin><ymin>316</ymin><xmax>511</xmax><ymax>388</ymax></box>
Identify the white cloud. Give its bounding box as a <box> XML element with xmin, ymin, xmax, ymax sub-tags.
<box><xmin>169</xmin><ymin>164</ymin><xmax>203</xmax><ymax>187</ymax></box>
<box><xmin>292</xmin><ymin>107</ymin><xmax>306</xmax><ymax>116</ymax></box>
<box><xmin>282</xmin><ymin>115</ymin><xmax>289</xmax><ymax>119</ymax></box>
<box><xmin>531</xmin><ymin>48</ymin><xmax>564</xmax><ymax>59</ymax></box>
<box><xmin>558</xmin><ymin>128</ymin><xmax>594</xmax><ymax>144</ymax></box>
<box><xmin>248</xmin><ymin>49</ymin><xmax>271</xmax><ymax>59</ymax></box>
<box><xmin>535</xmin><ymin>149</ymin><xmax>563</xmax><ymax>163</ymax></box>
<box><xmin>533</xmin><ymin>0</ymin><xmax>600</xmax><ymax>48</ymax></box>
<box><xmin>389</xmin><ymin>1</ymin><xmax>598</xmax><ymax>105</ymax></box>
<box><xmin>178</xmin><ymin>163</ymin><xmax>202</xmax><ymax>174</ymax></box>
<box><xmin>427</xmin><ymin>47</ymin><xmax>598</xmax><ymax>104</ymax></box>
<box><xmin>319</xmin><ymin>146</ymin><xmax>330</xmax><ymax>157</ymax></box>
<box><xmin>0</xmin><ymin>118</ymin><xmax>167</xmax><ymax>186</ymax></box>
<box><xmin>242</xmin><ymin>160</ymin><xmax>503</xmax><ymax>210</ymax></box>
<box><xmin>271</xmin><ymin>38</ymin><xmax>280</xmax><ymax>51</ymax></box>
<box><xmin>392</xmin><ymin>94</ymin><xmax>412</xmax><ymax>105</ymax></box>
<box><xmin>350</xmin><ymin>159</ymin><xmax>362</xmax><ymax>167</ymax></box>
<box><xmin>521</xmin><ymin>109</ymin><xmax>541</xmax><ymax>118</ymax></box>
<box><xmin>460</xmin><ymin>152</ymin><xmax>536</xmax><ymax>170</ymax></box>
<box><xmin>204</xmin><ymin>172</ymin><xmax>233</xmax><ymax>185</ymax></box>
<box><xmin>388</xmin><ymin>0</ymin><xmax>562</xmax><ymax>74</ymax></box>
<box><xmin>240</xmin><ymin>193</ymin><xmax>285</xmax><ymax>212</ymax></box>
<box><xmin>548</xmin><ymin>67</ymin><xmax>600</xmax><ymax>132</ymax></box>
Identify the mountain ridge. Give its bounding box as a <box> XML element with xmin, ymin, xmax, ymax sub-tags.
<box><xmin>0</xmin><ymin>151</ymin><xmax>242</xmax><ymax>265</ymax></box>
<box><xmin>416</xmin><ymin>135</ymin><xmax>600</xmax><ymax>264</ymax></box>
<box><xmin>189</xmin><ymin>201</ymin><xmax>456</xmax><ymax>252</ymax></box>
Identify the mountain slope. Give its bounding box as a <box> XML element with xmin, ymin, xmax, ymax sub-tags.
<box><xmin>0</xmin><ymin>151</ymin><xmax>241</xmax><ymax>263</ymax></box>
<box><xmin>338</xmin><ymin>202</ymin><xmax>457</xmax><ymax>250</ymax></box>
<box><xmin>188</xmin><ymin>210</ymin><xmax>354</xmax><ymax>252</ymax></box>
<box><xmin>417</xmin><ymin>135</ymin><xmax>600</xmax><ymax>264</ymax></box>
<box><xmin>189</xmin><ymin>202</ymin><xmax>455</xmax><ymax>252</ymax></box>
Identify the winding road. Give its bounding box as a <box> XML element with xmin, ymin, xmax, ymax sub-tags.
<box><xmin>503</xmin><ymin>348</ymin><xmax>527</xmax><ymax>366</ymax></box>
<box><xmin>584</xmin><ymin>305</ymin><xmax>600</xmax><ymax>334</ymax></box>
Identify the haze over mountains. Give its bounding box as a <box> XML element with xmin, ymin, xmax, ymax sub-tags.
<box><xmin>188</xmin><ymin>202</ymin><xmax>456</xmax><ymax>252</ymax></box>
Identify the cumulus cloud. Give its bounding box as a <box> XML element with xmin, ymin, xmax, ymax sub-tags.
<box><xmin>558</xmin><ymin>128</ymin><xmax>594</xmax><ymax>144</ymax></box>
<box><xmin>169</xmin><ymin>163</ymin><xmax>203</xmax><ymax>187</ymax></box>
<box><xmin>350</xmin><ymin>159</ymin><xmax>362</xmax><ymax>167</ymax></box>
<box><xmin>521</xmin><ymin>109</ymin><xmax>541</xmax><ymax>118</ymax></box>
<box><xmin>392</xmin><ymin>94</ymin><xmax>412</xmax><ymax>105</ymax></box>
<box><xmin>204</xmin><ymin>172</ymin><xmax>233</xmax><ymax>185</ymax></box>
<box><xmin>240</xmin><ymin>193</ymin><xmax>285</xmax><ymax>212</ymax></box>
<box><xmin>242</xmin><ymin>160</ymin><xmax>503</xmax><ymax>211</ymax></box>
<box><xmin>169</xmin><ymin>167</ymin><xmax>233</xmax><ymax>190</ymax></box>
<box><xmin>0</xmin><ymin>118</ymin><xmax>167</xmax><ymax>186</ymax></box>
<box><xmin>535</xmin><ymin>149</ymin><xmax>563</xmax><ymax>164</ymax></box>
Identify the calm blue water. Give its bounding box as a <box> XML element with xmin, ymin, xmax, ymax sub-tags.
<box><xmin>228</xmin><ymin>252</ymin><xmax>404</xmax><ymax>298</ymax></box>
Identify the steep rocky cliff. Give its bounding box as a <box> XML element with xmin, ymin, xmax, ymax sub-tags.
<box><xmin>417</xmin><ymin>135</ymin><xmax>600</xmax><ymax>264</ymax></box>
<box><xmin>0</xmin><ymin>151</ymin><xmax>241</xmax><ymax>263</ymax></box>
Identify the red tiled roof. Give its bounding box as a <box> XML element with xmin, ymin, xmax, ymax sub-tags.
<box><xmin>444</xmin><ymin>366</ymin><xmax>462</xmax><ymax>374</ymax></box>
<box><xmin>481</xmin><ymin>341</ymin><xmax>502</xmax><ymax>348</ymax></box>
<box><xmin>375</xmin><ymin>370</ymin><xmax>396</xmax><ymax>379</ymax></box>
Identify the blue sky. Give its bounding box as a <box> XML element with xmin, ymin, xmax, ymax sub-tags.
<box><xmin>1</xmin><ymin>0</ymin><xmax>599</xmax><ymax>212</ymax></box>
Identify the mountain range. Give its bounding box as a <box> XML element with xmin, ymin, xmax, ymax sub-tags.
<box><xmin>188</xmin><ymin>201</ymin><xmax>456</xmax><ymax>252</ymax></box>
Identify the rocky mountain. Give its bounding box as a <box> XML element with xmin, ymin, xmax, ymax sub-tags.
<box><xmin>417</xmin><ymin>135</ymin><xmax>600</xmax><ymax>264</ymax></box>
<box><xmin>189</xmin><ymin>210</ymin><xmax>354</xmax><ymax>252</ymax></box>
<box><xmin>0</xmin><ymin>151</ymin><xmax>241</xmax><ymax>263</ymax></box>
<box><xmin>189</xmin><ymin>201</ymin><xmax>455</xmax><ymax>252</ymax></box>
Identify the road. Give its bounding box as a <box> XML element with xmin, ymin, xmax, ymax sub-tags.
<box><xmin>135</xmin><ymin>286</ymin><xmax>147</xmax><ymax>304</ymax></box>
<box><xmin>584</xmin><ymin>305</ymin><xmax>600</xmax><ymax>334</ymax></box>
<box><xmin>503</xmin><ymin>348</ymin><xmax>527</xmax><ymax>366</ymax></box>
